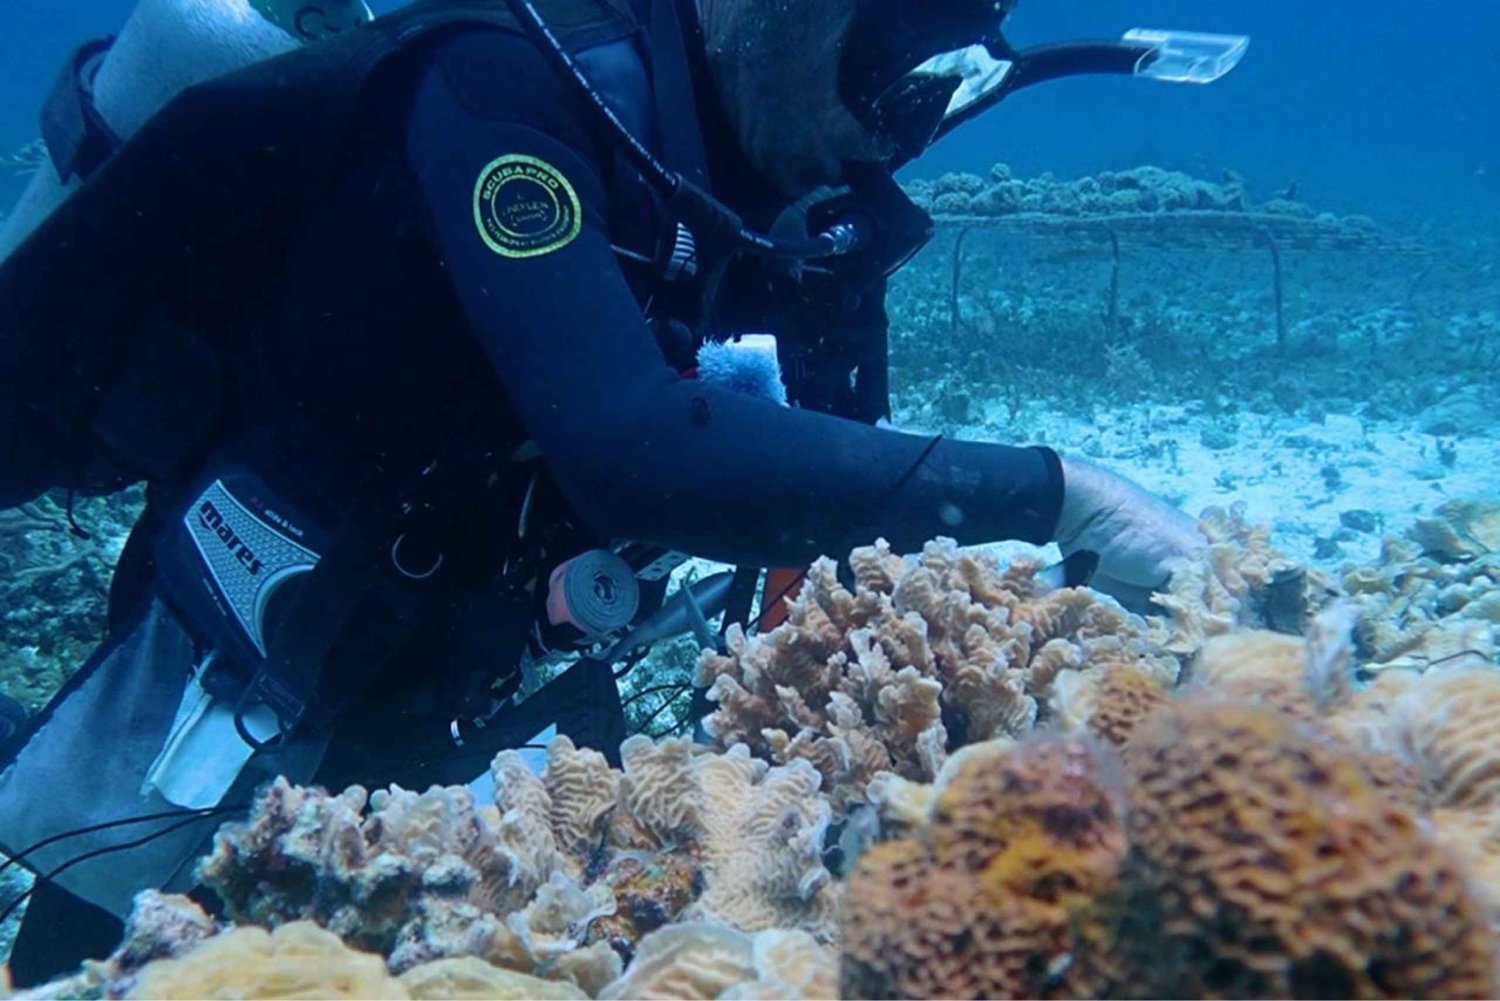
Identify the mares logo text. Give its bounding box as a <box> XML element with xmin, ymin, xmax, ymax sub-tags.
<box><xmin>473</xmin><ymin>154</ymin><xmax>582</xmax><ymax>258</ymax></box>
<box><xmin>198</xmin><ymin>499</ymin><xmax>265</xmax><ymax>576</ymax></box>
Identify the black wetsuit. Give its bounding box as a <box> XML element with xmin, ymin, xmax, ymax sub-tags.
<box><xmin>5</xmin><ymin>0</ymin><xmax>1061</xmax><ymax>982</ymax></box>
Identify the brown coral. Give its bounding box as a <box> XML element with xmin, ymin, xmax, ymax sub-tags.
<box><xmin>1387</xmin><ymin>668</ymin><xmax>1500</xmax><ymax>810</ymax></box>
<box><xmin>1051</xmin><ymin>661</ymin><xmax>1171</xmax><ymax>747</ymax></box>
<box><xmin>697</xmin><ymin>538</ymin><xmax>1174</xmax><ymax>814</ymax></box>
<box><xmin>840</xmin><ymin>736</ymin><xmax>1129</xmax><ymax>999</ymax></box>
<box><xmin>1113</xmin><ymin>698</ymin><xmax>1495</xmax><ymax>999</ymax></box>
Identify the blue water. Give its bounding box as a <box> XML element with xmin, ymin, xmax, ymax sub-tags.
<box><xmin>3</xmin><ymin>0</ymin><xmax>1496</xmax><ymax>228</ymax></box>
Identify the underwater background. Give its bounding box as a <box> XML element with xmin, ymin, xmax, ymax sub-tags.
<box><xmin>2</xmin><ymin>0</ymin><xmax>1499</xmax><ymax>997</ymax></box>
<box><xmin>5</xmin><ymin>0</ymin><xmax>1499</xmax><ymax>225</ymax></box>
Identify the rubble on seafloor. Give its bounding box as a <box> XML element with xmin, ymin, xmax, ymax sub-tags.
<box><xmin>7</xmin><ymin>499</ymin><xmax>1500</xmax><ymax>999</ymax></box>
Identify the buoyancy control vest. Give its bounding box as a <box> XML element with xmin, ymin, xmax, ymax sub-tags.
<box><xmin>0</xmin><ymin>0</ymin><xmax>643</xmax><ymax>511</ymax></box>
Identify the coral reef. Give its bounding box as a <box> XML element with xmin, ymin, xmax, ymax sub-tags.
<box><xmin>197</xmin><ymin>734</ymin><xmax>837</xmax><ymax>991</ymax></box>
<box><xmin>696</xmin><ymin>537</ymin><xmax>1176</xmax><ymax>814</ymax></box>
<box><xmin>1150</xmin><ymin>503</ymin><xmax>1338</xmax><ymax>655</ymax></box>
<box><xmin>841</xmin><ymin>735</ymin><xmax>1128</xmax><ymax>999</ymax></box>
<box><xmin>844</xmin><ymin>694</ymin><xmax>1496</xmax><ymax>999</ymax></box>
<box><xmin>1114</xmin><ymin>698</ymin><xmax>1494</xmax><ymax>999</ymax></box>
<box><xmin>128</xmin><ymin>922</ymin><xmax>406</xmax><ymax>1000</ymax></box>
<box><xmin>0</xmin><ymin>491</ymin><xmax>141</xmax><ymax>713</ymax></box>
<box><xmin>1343</xmin><ymin>501</ymin><xmax>1499</xmax><ymax>675</ymax></box>
<box><xmin>596</xmin><ymin>923</ymin><xmax>836</xmax><ymax>1000</ymax></box>
<box><xmin>907</xmin><ymin>165</ymin><xmax>1259</xmax><ymax>219</ymax></box>
<box><xmin>14</xmin><ymin>499</ymin><xmax>1500</xmax><ymax>998</ymax></box>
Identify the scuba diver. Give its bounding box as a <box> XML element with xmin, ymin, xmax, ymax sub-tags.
<box><xmin>0</xmin><ymin>0</ymin><xmax>1244</xmax><ymax>984</ymax></box>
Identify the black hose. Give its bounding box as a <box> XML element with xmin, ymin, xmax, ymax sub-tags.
<box><xmin>500</xmin><ymin>0</ymin><xmax>857</xmax><ymax>264</ymax></box>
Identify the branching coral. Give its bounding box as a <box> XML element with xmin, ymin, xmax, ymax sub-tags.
<box><xmin>197</xmin><ymin>734</ymin><xmax>838</xmax><ymax>993</ymax></box>
<box><xmin>696</xmin><ymin>537</ymin><xmax>1175</xmax><ymax>814</ymax></box>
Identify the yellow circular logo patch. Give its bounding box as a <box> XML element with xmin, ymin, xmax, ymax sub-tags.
<box><xmin>472</xmin><ymin>154</ymin><xmax>583</xmax><ymax>258</ymax></box>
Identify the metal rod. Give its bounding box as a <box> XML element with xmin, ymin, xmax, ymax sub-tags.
<box><xmin>1261</xmin><ymin>229</ymin><xmax>1287</xmax><ymax>354</ymax></box>
<box><xmin>950</xmin><ymin>226</ymin><xmax>974</xmax><ymax>337</ymax></box>
<box><xmin>1105</xmin><ymin>223</ymin><xmax>1121</xmax><ymax>330</ymax></box>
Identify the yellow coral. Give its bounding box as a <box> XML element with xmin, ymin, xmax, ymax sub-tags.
<box><xmin>127</xmin><ymin>922</ymin><xmax>406</xmax><ymax>1000</ymax></box>
<box><xmin>841</xmin><ymin>736</ymin><xmax>1129</xmax><ymax>999</ymax></box>
<box><xmin>1115</xmin><ymin>698</ymin><xmax>1495</xmax><ymax>999</ymax></box>
<box><xmin>1052</xmin><ymin>661</ymin><xmax>1170</xmax><ymax>747</ymax></box>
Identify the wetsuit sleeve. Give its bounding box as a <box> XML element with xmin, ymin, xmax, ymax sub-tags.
<box><xmin>404</xmin><ymin>30</ymin><xmax>1063</xmax><ymax>568</ymax></box>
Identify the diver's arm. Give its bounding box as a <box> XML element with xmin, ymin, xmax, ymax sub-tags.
<box><xmin>405</xmin><ymin>31</ymin><xmax>1063</xmax><ymax>568</ymax></box>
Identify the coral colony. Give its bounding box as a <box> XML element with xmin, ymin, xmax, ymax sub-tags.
<box><xmin>7</xmin><ymin>497</ymin><xmax>1499</xmax><ymax>999</ymax></box>
<box><xmin>2</xmin><ymin>168</ymin><xmax>1498</xmax><ymax>999</ymax></box>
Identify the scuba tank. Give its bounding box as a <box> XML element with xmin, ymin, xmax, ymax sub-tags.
<box><xmin>0</xmin><ymin>0</ymin><xmax>371</xmax><ymax>262</ymax></box>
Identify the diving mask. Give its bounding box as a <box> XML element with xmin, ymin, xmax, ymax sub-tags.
<box><xmin>839</xmin><ymin>0</ymin><xmax>1250</xmax><ymax>165</ymax></box>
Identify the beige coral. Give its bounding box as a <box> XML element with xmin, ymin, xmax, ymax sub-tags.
<box><xmin>1343</xmin><ymin>530</ymin><xmax>1499</xmax><ymax>676</ymax></box>
<box><xmin>126</xmin><ymin>922</ymin><xmax>405</xmax><ymax>1000</ymax></box>
<box><xmin>1385</xmin><ymin>667</ymin><xmax>1500</xmax><ymax>810</ymax></box>
<box><xmin>697</xmin><ymin>537</ymin><xmax>1174</xmax><ymax>814</ymax></box>
<box><xmin>120</xmin><ymin>923</ymin><xmax>592</xmax><ymax>1001</ymax></box>
<box><xmin>196</xmin><ymin>733</ymin><xmax>838</xmax><ymax>989</ymax></box>
<box><xmin>1150</xmin><ymin>504</ymin><xmax>1337</xmax><ymax>657</ymax></box>
<box><xmin>1409</xmin><ymin>500</ymin><xmax>1500</xmax><ymax>562</ymax></box>
<box><xmin>397</xmin><ymin>957</ymin><xmax>589</xmax><ymax>999</ymax></box>
<box><xmin>597</xmin><ymin>922</ymin><xmax>836</xmax><ymax>1000</ymax></box>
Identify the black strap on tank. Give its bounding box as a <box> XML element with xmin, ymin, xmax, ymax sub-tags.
<box><xmin>646</xmin><ymin>0</ymin><xmax>710</xmax><ymax>190</ymax></box>
<box><xmin>40</xmin><ymin>36</ymin><xmax>119</xmax><ymax>183</ymax></box>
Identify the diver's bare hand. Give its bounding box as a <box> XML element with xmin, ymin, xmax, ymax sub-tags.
<box><xmin>1054</xmin><ymin>456</ymin><xmax>1204</xmax><ymax>609</ymax></box>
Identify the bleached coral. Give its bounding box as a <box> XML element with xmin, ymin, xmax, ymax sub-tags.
<box><xmin>597</xmin><ymin>922</ymin><xmax>836</xmax><ymax>1000</ymax></box>
<box><xmin>1150</xmin><ymin>503</ymin><xmax>1337</xmax><ymax>656</ymax></box>
<box><xmin>696</xmin><ymin>537</ymin><xmax>1175</xmax><ymax>814</ymax></box>
<box><xmin>196</xmin><ymin>733</ymin><xmax>838</xmax><ymax>992</ymax></box>
<box><xmin>1343</xmin><ymin>504</ymin><xmax>1499</xmax><ymax>676</ymax></box>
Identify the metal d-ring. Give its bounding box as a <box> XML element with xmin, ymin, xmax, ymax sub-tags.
<box><xmin>391</xmin><ymin>533</ymin><xmax>444</xmax><ymax>580</ymax></box>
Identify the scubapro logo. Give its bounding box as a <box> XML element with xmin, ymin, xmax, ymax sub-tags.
<box><xmin>473</xmin><ymin>154</ymin><xmax>582</xmax><ymax>258</ymax></box>
<box><xmin>198</xmin><ymin>500</ymin><xmax>265</xmax><ymax>576</ymax></box>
